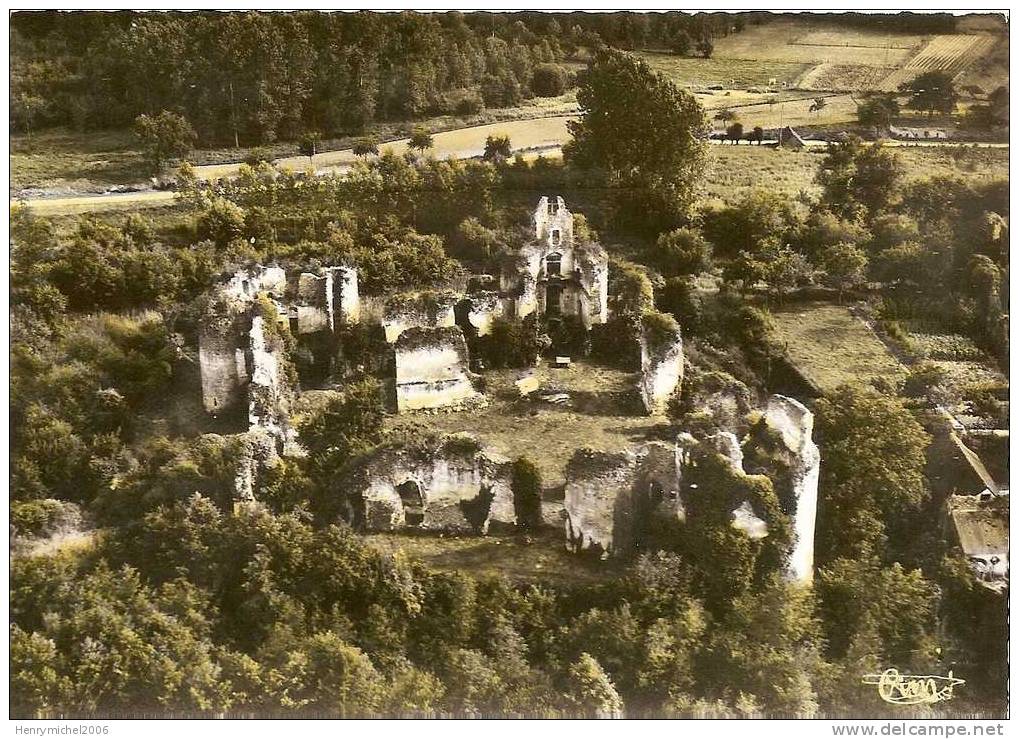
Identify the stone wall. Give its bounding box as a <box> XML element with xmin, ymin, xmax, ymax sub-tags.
<box><xmin>563</xmin><ymin>394</ymin><xmax>820</xmax><ymax>579</ymax></box>
<box><xmin>534</xmin><ymin>195</ymin><xmax>574</xmax><ymax>245</ymax></box>
<box><xmin>764</xmin><ymin>395</ymin><xmax>820</xmax><ymax>583</ymax></box>
<box><xmin>198</xmin><ymin>307</ymin><xmax>250</xmax><ymax>416</ymax></box>
<box><xmin>247</xmin><ymin>313</ymin><xmax>294</xmax><ymax>444</ymax></box>
<box><xmin>638</xmin><ymin>318</ymin><xmax>684</xmax><ymax>415</ymax></box>
<box><xmin>348</xmin><ymin>434</ymin><xmax>516</xmax><ymax>534</ymax></box>
<box><xmin>458</xmin><ymin>291</ymin><xmax>503</xmax><ymax>337</ymax></box>
<box><xmin>563</xmin><ymin>442</ymin><xmax>683</xmax><ymax>558</ymax></box>
<box><xmin>394</xmin><ymin>326</ymin><xmax>481</xmax><ymax>411</ymax></box>
<box><xmin>199</xmin><ymin>263</ymin><xmax>356</xmax><ymax>415</ymax></box>
<box><xmin>381</xmin><ymin>290</ymin><xmax>458</xmax><ymax>343</ymax></box>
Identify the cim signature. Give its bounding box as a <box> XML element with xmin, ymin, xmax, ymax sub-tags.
<box><xmin>861</xmin><ymin>669</ymin><xmax>965</xmax><ymax>705</ymax></box>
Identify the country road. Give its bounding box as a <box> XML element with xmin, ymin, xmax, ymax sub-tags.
<box><xmin>11</xmin><ymin>112</ymin><xmax>1007</xmax><ymax>216</ymax></box>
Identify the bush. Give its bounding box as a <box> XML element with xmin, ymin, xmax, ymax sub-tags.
<box><xmin>243</xmin><ymin>147</ymin><xmax>273</xmax><ymax>166</ymax></box>
<box><xmin>531</xmin><ymin>63</ymin><xmax>569</xmax><ymax>97</ymax></box>
<box><xmin>511</xmin><ymin>457</ymin><xmax>543</xmax><ymax>531</ymax></box>
<box><xmin>447</xmin><ymin>89</ymin><xmax>484</xmax><ymax>116</ymax></box>
<box><xmin>11</xmin><ymin>499</ymin><xmax>82</xmax><ymax>539</ymax></box>
<box><xmin>197</xmin><ymin>198</ymin><xmax>246</xmax><ymax>249</ymax></box>
<box><xmin>476</xmin><ymin>317</ymin><xmax>539</xmax><ymax>369</ymax></box>
<box><xmin>653</xmin><ymin>228</ymin><xmax>712</xmax><ymax>276</ymax></box>
<box><xmin>656</xmin><ymin>276</ymin><xmax>703</xmax><ymax>332</ymax></box>
<box><xmin>590</xmin><ymin>313</ymin><xmax>641</xmax><ymax>370</ymax></box>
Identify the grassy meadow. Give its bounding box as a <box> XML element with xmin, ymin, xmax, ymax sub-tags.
<box><xmin>767</xmin><ymin>302</ymin><xmax>907</xmax><ymax>393</ymax></box>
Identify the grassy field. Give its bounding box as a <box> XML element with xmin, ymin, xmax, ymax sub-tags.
<box><xmin>383</xmin><ymin>360</ymin><xmax>664</xmax><ymax>488</ymax></box>
<box><xmin>10</xmin><ymin>94</ymin><xmax>580</xmax><ymax>195</ymax></box>
<box><xmin>768</xmin><ymin>302</ymin><xmax>907</xmax><ymax>393</ymax></box>
<box><xmin>698</xmin><ymin>143</ymin><xmax>1008</xmax><ymax>203</ymax></box>
<box><xmin>704</xmin><ymin>92</ymin><xmax>861</xmax><ymax>130</ymax></box>
<box><xmin>11</xmin><ymin>128</ymin><xmax>150</xmax><ymax>193</ymax></box>
<box><xmin>364</xmin><ymin>529</ymin><xmax>622</xmax><ymax>586</ymax></box>
<box><xmin>638</xmin><ymin>52</ymin><xmax>810</xmax><ymax>88</ymax></box>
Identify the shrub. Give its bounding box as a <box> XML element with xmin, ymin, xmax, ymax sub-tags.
<box><xmin>511</xmin><ymin>457</ymin><xmax>543</xmax><ymax>531</ymax></box>
<box><xmin>590</xmin><ymin>313</ymin><xmax>641</xmax><ymax>370</ymax></box>
<box><xmin>197</xmin><ymin>198</ymin><xmax>246</xmax><ymax>249</ymax></box>
<box><xmin>531</xmin><ymin>63</ymin><xmax>569</xmax><ymax>97</ymax></box>
<box><xmin>656</xmin><ymin>276</ymin><xmax>703</xmax><ymax>331</ymax></box>
<box><xmin>476</xmin><ymin>316</ymin><xmax>539</xmax><ymax>369</ymax></box>
<box><xmin>244</xmin><ymin>147</ymin><xmax>273</xmax><ymax>166</ymax></box>
<box><xmin>11</xmin><ymin>499</ymin><xmax>82</xmax><ymax>539</ymax></box>
<box><xmin>653</xmin><ymin>228</ymin><xmax>712</xmax><ymax>276</ymax></box>
<box><xmin>483</xmin><ymin>135</ymin><xmax>512</xmax><ymax>162</ymax></box>
<box><xmin>298</xmin><ymin>131</ymin><xmax>323</xmax><ymax>157</ymax></box>
<box><xmin>447</xmin><ymin>89</ymin><xmax>484</xmax><ymax>116</ymax></box>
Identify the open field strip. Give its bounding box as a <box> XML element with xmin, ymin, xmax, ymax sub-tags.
<box><xmin>768</xmin><ymin>302</ymin><xmax>907</xmax><ymax>393</ymax></box>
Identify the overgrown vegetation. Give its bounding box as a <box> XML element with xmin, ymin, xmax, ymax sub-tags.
<box><xmin>8</xmin><ymin>13</ymin><xmax>1008</xmax><ymax>718</ymax></box>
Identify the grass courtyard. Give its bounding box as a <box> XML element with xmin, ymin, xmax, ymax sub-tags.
<box><xmin>383</xmin><ymin>359</ymin><xmax>666</xmax><ymax>488</ymax></box>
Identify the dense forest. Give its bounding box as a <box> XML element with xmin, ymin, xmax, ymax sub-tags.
<box><xmin>10</xmin><ymin>10</ymin><xmax>739</xmax><ymax>143</ymax></box>
<box><xmin>9</xmin><ymin>24</ymin><xmax>1007</xmax><ymax>718</ymax></box>
<box><xmin>9</xmin><ymin>10</ymin><xmax>962</xmax><ymax>145</ymax></box>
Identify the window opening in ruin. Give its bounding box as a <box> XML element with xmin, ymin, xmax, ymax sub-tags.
<box><xmin>546</xmin><ymin>253</ymin><xmax>562</xmax><ymax>276</ymax></box>
<box><xmin>545</xmin><ymin>283</ymin><xmax>562</xmax><ymax>316</ymax></box>
<box><xmin>548</xmin><ymin>199</ymin><xmax>557</xmax><ymax>216</ymax></box>
<box><xmin>396</xmin><ymin>480</ymin><xmax>425</xmax><ymax>526</ymax></box>
<box><xmin>551</xmin><ymin>229</ymin><xmax>561</xmax><ymax>246</ymax></box>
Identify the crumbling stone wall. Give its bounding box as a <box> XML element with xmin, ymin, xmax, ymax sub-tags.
<box><xmin>457</xmin><ymin>291</ymin><xmax>503</xmax><ymax>337</ymax></box>
<box><xmin>563</xmin><ymin>394</ymin><xmax>820</xmax><ymax>581</ymax></box>
<box><xmin>198</xmin><ymin>303</ymin><xmax>250</xmax><ymax>416</ymax></box>
<box><xmin>199</xmin><ymin>263</ymin><xmax>357</xmax><ymax>414</ymax></box>
<box><xmin>534</xmin><ymin>195</ymin><xmax>574</xmax><ymax>245</ymax></box>
<box><xmin>247</xmin><ymin>311</ymin><xmax>295</xmax><ymax>444</ymax></box>
<box><xmin>380</xmin><ymin>290</ymin><xmax>458</xmax><ymax>343</ymax></box>
<box><xmin>347</xmin><ymin>434</ymin><xmax>516</xmax><ymax>534</ymax></box>
<box><xmin>564</xmin><ymin>442</ymin><xmax>684</xmax><ymax>558</ymax></box>
<box><xmin>638</xmin><ymin>317</ymin><xmax>684</xmax><ymax>415</ymax></box>
<box><xmin>763</xmin><ymin>395</ymin><xmax>820</xmax><ymax>582</ymax></box>
<box><xmin>394</xmin><ymin>326</ymin><xmax>481</xmax><ymax>411</ymax></box>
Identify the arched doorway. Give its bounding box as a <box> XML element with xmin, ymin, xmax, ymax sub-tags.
<box><xmin>396</xmin><ymin>480</ymin><xmax>425</xmax><ymax>526</ymax></box>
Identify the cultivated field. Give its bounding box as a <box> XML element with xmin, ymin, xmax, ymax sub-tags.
<box><xmin>713</xmin><ymin>19</ymin><xmax>924</xmax><ymax>67</ymax></box>
<box><xmin>706</xmin><ymin>18</ymin><xmax>1001</xmax><ymax>95</ymax></box>
<box><xmin>879</xmin><ymin>34</ymin><xmax>1000</xmax><ymax>91</ymax></box>
<box><xmin>768</xmin><ymin>302</ymin><xmax>907</xmax><ymax>393</ymax></box>
<box><xmin>698</xmin><ymin>142</ymin><xmax>1008</xmax><ymax>203</ymax></box>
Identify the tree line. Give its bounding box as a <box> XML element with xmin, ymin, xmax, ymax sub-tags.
<box><xmin>10</xmin><ymin>10</ymin><xmax>740</xmax><ymax>146</ymax></box>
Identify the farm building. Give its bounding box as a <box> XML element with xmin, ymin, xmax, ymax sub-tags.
<box><xmin>777</xmin><ymin>126</ymin><xmax>807</xmax><ymax>149</ymax></box>
<box><xmin>947</xmin><ymin>492</ymin><xmax>1009</xmax><ymax>592</ymax></box>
